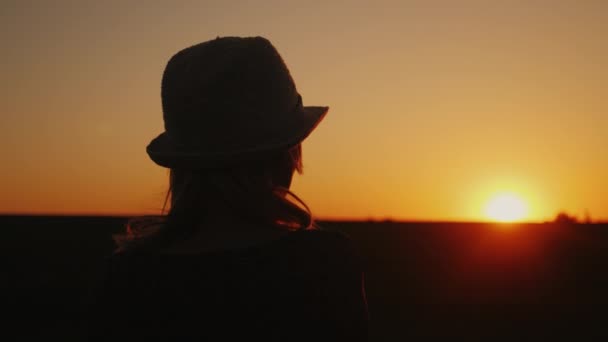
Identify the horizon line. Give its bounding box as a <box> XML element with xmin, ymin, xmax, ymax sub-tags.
<box><xmin>1</xmin><ymin>212</ymin><xmax>605</xmax><ymax>224</ymax></box>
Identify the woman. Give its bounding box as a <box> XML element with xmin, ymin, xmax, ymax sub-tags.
<box><xmin>88</xmin><ymin>36</ymin><xmax>368</xmax><ymax>341</ymax></box>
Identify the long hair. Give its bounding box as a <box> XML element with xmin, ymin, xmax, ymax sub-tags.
<box><xmin>113</xmin><ymin>144</ymin><xmax>313</xmax><ymax>253</ymax></box>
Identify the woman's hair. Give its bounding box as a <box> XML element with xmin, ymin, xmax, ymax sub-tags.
<box><xmin>114</xmin><ymin>144</ymin><xmax>314</xmax><ymax>253</ymax></box>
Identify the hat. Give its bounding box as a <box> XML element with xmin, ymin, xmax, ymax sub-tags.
<box><xmin>146</xmin><ymin>36</ymin><xmax>328</xmax><ymax>168</ymax></box>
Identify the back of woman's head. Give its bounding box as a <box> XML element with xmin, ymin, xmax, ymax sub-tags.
<box><xmin>115</xmin><ymin>144</ymin><xmax>312</xmax><ymax>252</ymax></box>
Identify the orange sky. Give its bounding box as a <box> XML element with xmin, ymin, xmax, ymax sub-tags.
<box><xmin>1</xmin><ymin>0</ymin><xmax>606</xmax><ymax>222</ymax></box>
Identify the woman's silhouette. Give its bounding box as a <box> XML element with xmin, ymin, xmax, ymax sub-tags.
<box><xmin>88</xmin><ymin>36</ymin><xmax>368</xmax><ymax>341</ymax></box>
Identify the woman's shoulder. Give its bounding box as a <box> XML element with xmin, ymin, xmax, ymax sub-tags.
<box><xmin>295</xmin><ymin>227</ymin><xmax>355</xmax><ymax>253</ymax></box>
<box><xmin>105</xmin><ymin>226</ymin><xmax>356</xmax><ymax>268</ymax></box>
<box><xmin>294</xmin><ymin>228</ymin><xmax>362</xmax><ymax>267</ymax></box>
<box><xmin>294</xmin><ymin>226</ymin><xmax>350</xmax><ymax>242</ymax></box>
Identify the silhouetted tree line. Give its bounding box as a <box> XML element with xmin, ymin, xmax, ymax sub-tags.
<box><xmin>553</xmin><ymin>210</ymin><xmax>593</xmax><ymax>224</ymax></box>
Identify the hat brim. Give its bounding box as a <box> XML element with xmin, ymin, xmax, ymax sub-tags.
<box><xmin>146</xmin><ymin>106</ymin><xmax>328</xmax><ymax>169</ymax></box>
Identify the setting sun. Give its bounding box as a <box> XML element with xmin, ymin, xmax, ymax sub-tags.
<box><xmin>485</xmin><ymin>193</ymin><xmax>528</xmax><ymax>222</ymax></box>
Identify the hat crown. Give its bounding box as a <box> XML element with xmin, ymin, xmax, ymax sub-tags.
<box><xmin>160</xmin><ymin>36</ymin><xmax>300</xmax><ymax>150</ymax></box>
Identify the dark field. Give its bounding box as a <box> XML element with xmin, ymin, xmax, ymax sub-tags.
<box><xmin>3</xmin><ymin>216</ymin><xmax>608</xmax><ymax>340</ymax></box>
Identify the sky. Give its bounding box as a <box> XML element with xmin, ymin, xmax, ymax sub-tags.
<box><xmin>1</xmin><ymin>0</ymin><xmax>606</xmax><ymax>222</ymax></box>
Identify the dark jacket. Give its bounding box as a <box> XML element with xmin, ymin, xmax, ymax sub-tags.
<box><xmin>87</xmin><ymin>229</ymin><xmax>368</xmax><ymax>341</ymax></box>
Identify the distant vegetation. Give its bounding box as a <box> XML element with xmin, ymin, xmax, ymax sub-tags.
<box><xmin>553</xmin><ymin>211</ymin><xmax>579</xmax><ymax>224</ymax></box>
<box><xmin>552</xmin><ymin>210</ymin><xmax>595</xmax><ymax>224</ymax></box>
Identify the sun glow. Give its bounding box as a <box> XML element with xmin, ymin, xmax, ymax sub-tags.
<box><xmin>485</xmin><ymin>193</ymin><xmax>528</xmax><ymax>222</ymax></box>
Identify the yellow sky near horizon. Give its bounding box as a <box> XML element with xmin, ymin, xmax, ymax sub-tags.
<box><xmin>1</xmin><ymin>0</ymin><xmax>607</xmax><ymax>222</ymax></box>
